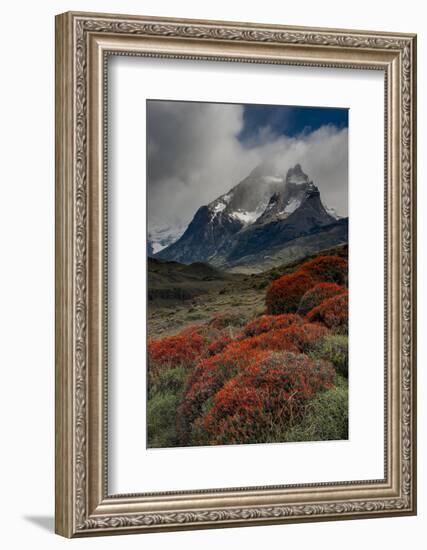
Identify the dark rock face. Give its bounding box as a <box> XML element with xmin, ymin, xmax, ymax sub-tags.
<box><xmin>226</xmin><ymin>187</ymin><xmax>335</xmax><ymax>263</ymax></box>
<box><xmin>225</xmin><ymin>218</ymin><xmax>348</xmax><ymax>272</ymax></box>
<box><xmin>156</xmin><ymin>164</ymin><xmax>346</xmax><ymax>269</ymax></box>
<box><xmin>156</xmin><ymin>204</ymin><xmax>244</xmax><ymax>264</ymax></box>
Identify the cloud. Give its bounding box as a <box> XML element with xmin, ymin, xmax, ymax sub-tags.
<box><xmin>147</xmin><ymin>101</ymin><xmax>348</xmax><ymax>231</ymax></box>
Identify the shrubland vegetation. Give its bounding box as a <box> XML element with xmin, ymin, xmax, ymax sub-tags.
<box><xmin>147</xmin><ymin>253</ymin><xmax>348</xmax><ymax>448</ymax></box>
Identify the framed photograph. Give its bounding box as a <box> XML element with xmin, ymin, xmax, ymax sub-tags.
<box><xmin>55</xmin><ymin>11</ymin><xmax>417</xmax><ymax>537</ymax></box>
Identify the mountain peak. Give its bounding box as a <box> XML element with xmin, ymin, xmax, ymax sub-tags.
<box><xmin>254</xmin><ymin>164</ymin><xmax>319</xmax><ymax>225</ymax></box>
<box><xmin>156</xmin><ymin>163</ymin><xmax>342</xmax><ymax>266</ymax></box>
<box><xmin>286</xmin><ymin>164</ymin><xmax>313</xmax><ymax>186</ymax></box>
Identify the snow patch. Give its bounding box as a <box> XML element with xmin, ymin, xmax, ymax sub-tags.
<box><xmin>231</xmin><ymin>210</ymin><xmax>257</xmax><ymax>224</ymax></box>
<box><xmin>264</xmin><ymin>201</ymin><xmax>276</xmax><ymax>213</ymax></box>
<box><xmin>281</xmin><ymin>197</ymin><xmax>301</xmax><ymax>215</ymax></box>
<box><xmin>213</xmin><ymin>201</ymin><xmax>227</xmax><ymax>213</ymax></box>
<box><xmin>231</xmin><ymin>207</ymin><xmax>265</xmax><ymax>225</ymax></box>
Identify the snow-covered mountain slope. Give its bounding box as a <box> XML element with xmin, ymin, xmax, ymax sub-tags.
<box><xmin>155</xmin><ymin>163</ymin><xmax>287</xmax><ymax>264</ymax></box>
<box><xmin>156</xmin><ymin>164</ymin><xmax>345</xmax><ymax>268</ymax></box>
<box><xmin>208</xmin><ymin>165</ymin><xmax>288</xmax><ymax>228</ymax></box>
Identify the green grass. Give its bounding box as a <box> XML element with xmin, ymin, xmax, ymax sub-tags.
<box><xmin>147</xmin><ymin>391</ymin><xmax>182</xmax><ymax>448</ymax></box>
<box><xmin>276</xmin><ymin>375</ymin><xmax>348</xmax><ymax>442</ymax></box>
<box><xmin>311</xmin><ymin>335</ymin><xmax>348</xmax><ymax>378</ymax></box>
<box><xmin>147</xmin><ymin>366</ymin><xmax>189</xmax><ymax>448</ymax></box>
<box><xmin>148</xmin><ymin>366</ymin><xmax>187</xmax><ymax>398</ymax></box>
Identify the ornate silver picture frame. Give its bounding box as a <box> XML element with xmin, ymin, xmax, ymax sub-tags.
<box><xmin>55</xmin><ymin>11</ymin><xmax>417</xmax><ymax>537</ymax></box>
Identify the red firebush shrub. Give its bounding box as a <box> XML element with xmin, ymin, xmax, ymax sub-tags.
<box><xmin>178</xmin><ymin>343</ymin><xmax>271</xmax><ymax>441</ymax></box>
<box><xmin>198</xmin><ymin>352</ymin><xmax>336</xmax><ymax>445</ymax></box>
<box><xmin>300</xmin><ymin>255</ymin><xmax>348</xmax><ymax>286</ymax></box>
<box><xmin>266</xmin><ymin>271</ymin><xmax>315</xmax><ymax>314</ymax></box>
<box><xmin>236</xmin><ymin>322</ymin><xmax>327</xmax><ymax>356</ymax></box>
<box><xmin>281</xmin><ymin>322</ymin><xmax>329</xmax><ymax>352</ymax></box>
<box><xmin>241</xmin><ymin>313</ymin><xmax>303</xmax><ymax>337</ymax></box>
<box><xmin>206</xmin><ymin>334</ymin><xmax>234</xmax><ymax>356</ymax></box>
<box><xmin>179</xmin><ymin>320</ymin><xmax>328</xmax><ymax>442</ymax></box>
<box><xmin>305</xmin><ymin>291</ymin><xmax>349</xmax><ymax>332</ymax></box>
<box><xmin>298</xmin><ymin>282</ymin><xmax>345</xmax><ymax>316</ymax></box>
<box><xmin>148</xmin><ymin>324</ymin><xmax>214</xmax><ymax>370</ymax></box>
<box><xmin>265</xmin><ymin>255</ymin><xmax>348</xmax><ymax>315</ymax></box>
<box><xmin>237</xmin><ymin>329</ymin><xmax>300</xmax><ymax>354</ymax></box>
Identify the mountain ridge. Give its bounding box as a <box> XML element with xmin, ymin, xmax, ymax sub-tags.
<box><xmin>155</xmin><ymin>164</ymin><xmax>346</xmax><ymax>270</ymax></box>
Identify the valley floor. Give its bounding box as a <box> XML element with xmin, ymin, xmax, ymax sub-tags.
<box><xmin>147</xmin><ymin>244</ymin><xmax>347</xmax><ymax>338</ymax></box>
<box><xmin>148</xmin><ymin>274</ymin><xmax>265</xmax><ymax>338</ymax></box>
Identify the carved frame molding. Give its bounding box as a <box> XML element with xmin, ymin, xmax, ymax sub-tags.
<box><xmin>55</xmin><ymin>11</ymin><xmax>416</xmax><ymax>537</ymax></box>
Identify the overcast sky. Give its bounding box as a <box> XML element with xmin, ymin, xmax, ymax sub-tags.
<box><xmin>147</xmin><ymin>100</ymin><xmax>348</xmax><ymax>232</ymax></box>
